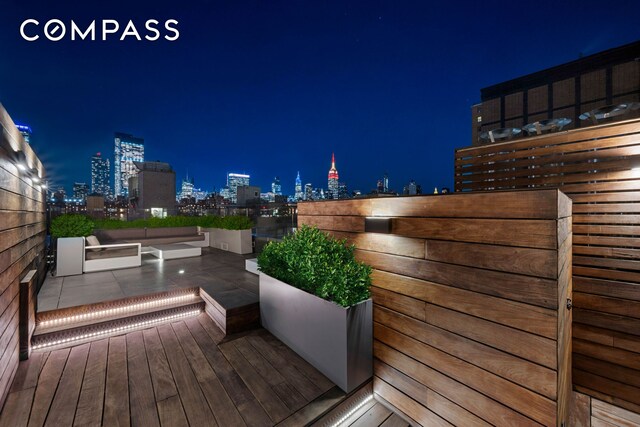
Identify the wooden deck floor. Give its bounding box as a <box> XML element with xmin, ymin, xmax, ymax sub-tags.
<box><xmin>0</xmin><ymin>314</ymin><xmax>343</xmax><ymax>427</ymax></box>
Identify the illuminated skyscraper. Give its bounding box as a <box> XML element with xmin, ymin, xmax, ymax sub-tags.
<box><xmin>15</xmin><ymin>124</ymin><xmax>32</xmax><ymax>143</ymax></box>
<box><xmin>338</xmin><ymin>182</ymin><xmax>349</xmax><ymax>199</ymax></box>
<box><xmin>271</xmin><ymin>176</ymin><xmax>282</xmax><ymax>195</ymax></box>
<box><xmin>179</xmin><ymin>175</ymin><xmax>194</xmax><ymax>201</ymax></box>
<box><xmin>295</xmin><ymin>171</ymin><xmax>303</xmax><ymax>200</ymax></box>
<box><xmin>114</xmin><ymin>132</ymin><xmax>144</xmax><ymax>197</ymax></box>
<box><xmin>227</xmin><ymin>173</ymin><xmax>250</xmax><ymax>203</ymax></box>
<box><xmin>91</xmin><ymin>152</ymin><xmax>111</xmax><ymax>197</ymax></box>
<box><xmin>72</xmin><ymin>182</ymin><xmax>89</xmax><ymax>201</ymax></box>
<box><xmin>403</xmin><ymin>180</ymin><xmax>421</xmax><ymax>195</ymax></box>
<box><xmin>304</xmin><ymin>183</ymin><xmax>313</xmax><ymax>201</ymax></box>
<box><xmin>327</xmin><ymin>153</ymin><xmax>339</xmax><ymax>199</ymax></box>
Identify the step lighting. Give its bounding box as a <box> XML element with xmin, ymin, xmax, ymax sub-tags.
<box><xmin>38</xmin><ymin>293</ymin><xmax>199</xmax><ymax>327</ymax></box>
<box><xmin>331</xmin><ymin>394</ymin><xmax>374</xmax><ymax>427</ymax></box>
<box><xmin>32</xmin><ymin>309</ymin><xmax>202</xmax><ymax>350</ymax></box>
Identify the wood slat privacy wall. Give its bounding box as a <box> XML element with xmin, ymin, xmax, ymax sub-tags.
<box><xmin>0</xmin><ymin>104</ymin><xmax>46</xmax><ymax>411</ymax></box>
<box><xmin>298</xmin><ymin>189</ymin><xmax>572</xmax><ymax>426</ymax></box>
<box><xmin>455</xmin><ymin>118</ymin><xmax>640</xmax><ymax>414</ymax></box>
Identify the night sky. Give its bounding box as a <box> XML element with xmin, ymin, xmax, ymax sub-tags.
<box><xmin>1</xmin><ymin>0</ymin><xmax>638</xmax><ymax>195</ymax></box>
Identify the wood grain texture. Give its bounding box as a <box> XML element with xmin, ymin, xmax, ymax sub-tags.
<box><xmin>103</xmin><ymin>336</ymin><xmax>130</xmax><ymax>427</ymax></box>
<box><xmin>359</xmin><ymin>250</ymin><xmax>559</xmax><ymax>310</ymax></box>
<box><xmin>28</xmin><ymin>348</ymin><xmax>70</xmax><ymax>427</ymax></box>
<box><xmin>156</xmin><ymin>324</ymin><xmax>216</xmax><ymax>427</ymax></box>
<box><xmin>330</xmin><ymin>231</ymin><xmax>425</xmax><ymax>259</ymax></box>
<box><xmin>0</xmin><ymin>107</ymin><xmax>46</xmax><ymax>412</ymax></box>
<box><xmin>126</xmin><ymin>332</ymin><xmax>160</xmax><ymax>427</ymax></box>
<box><xmin>372</xmin><ymin>269</ymin><xmax>557</xmax><ymax>338</ymax></box>
<box><xmin>371</xmin><ymin>287</ymin><xmax>426</xmax><ymax>322</ymax></box>
<box><xmin>301</xmin><ymin>189</ymin><xmax>569</xmax><ymax>426</ymax></box>
<box><xmin>1</xmin><ymin>320</ymin><xmax>354</xmax><ymax>427</ymax></box>
<box><xmin>375</xmin><ymin>307</ymin><xmax>557</xmax><ymax>400</ymax></box>
<box><xmin>368</xmin><ymin>189</ymin><xmax>562</xmax><ymax>219</ymax></box>
<box><xmin>44</xmin><ymin>344</ymin><xmax>89</xmax><ymax>427</ymax></box>
<box><xmin>184</xmin><ymin>317</ymin><xmax>272</xmax><ymax>426</ymax></box>
<box><xmin>455</xmin><ymin>117</ymin><xmax>640</xmax><ymax>410</ymax></box>
<box><xmin>373</xmin><ymin>378</ymin><xmax>452</xmax><ymax>427</ymax></box>
<box><xmin>592</xmin><ymin>398</ymin><xmax>640</xmax><ymax>426</ymax></box>
<box><xmin>426</xmin><ymin>239</ymin><xmax>557</xmax><ymax>278</ymax></box>
<box><xmin>171</xmin><ymin>322</ymin><xmax>245</xmax><ymax>427</ymax></box>
<box><xmin>74</xmin><ymin>339</ymin><xmax>108</xmax><ymax>427</ymax></box>
<box><xmin>375</xmin><ymin>359</ymin><xmax>490</xmax><ymax>427</ymax></box>
<box><xmin>298</xmin><ymin>215</ymin><xmax>365</xmax><ymax>232</ymax></box>
<box><xmin>219</xmin><ymin>339</ymin><xmax>290</xmax><ymax>423</ymax></box>
<box><xmin>375</xmin><ymin>323</ymin><xmax>556</xmax><ymax>425</ymax></box>
<box><xmin>425</xmin><ymin>303</ymin><xmax>557</xmax><ymax>369</ymax></box>
<box><xmin>393</xmin><ymin>217</ymin><xmax>557</xmax><ymax>249</ymax></box>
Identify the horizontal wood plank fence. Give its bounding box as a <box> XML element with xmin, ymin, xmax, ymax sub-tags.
<box><xmin>455</xmin><ymin>118</ymin><xmax>640</xmax><ymax>413</ymax></box>
<box><xmin>0</xmin><ymin>105</ymin><xmax>46</xmax><ymax>410</ymax></box>
<box><xmin>299</xmin><ymin>189</ymin><xmax>571</xmax><ymax>426</ymax></box>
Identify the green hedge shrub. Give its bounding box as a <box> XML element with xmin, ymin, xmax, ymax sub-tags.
<box><xmin>93</xmin><ymin>215</ymin><xmax>253</xmax><ymax>230</ymax></box>
<box><xmin>51</xmin><ymin>214</ymin><xmax>95</xmax><ymax>238</ymax></box>
<box><xmin>257</xmin><ymin>225</ymin><xmax>371</xmax><ymax>307</ymax></box>
<box><xmin>197</xmin><ymin>215</ymin><xmax>254</xmax><ymax>230</ymax></box>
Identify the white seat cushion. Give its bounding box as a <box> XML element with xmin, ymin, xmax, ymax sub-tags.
<box><xmin>85</xmin><ymin>235</ymin><xmax>102</xmax><ymax>252</ymax></box>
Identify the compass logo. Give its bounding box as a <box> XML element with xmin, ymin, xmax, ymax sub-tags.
<box><xmin>20</xmin><ymin>19</ymin><xmax>180</xmax><ymax>42</ymax></box>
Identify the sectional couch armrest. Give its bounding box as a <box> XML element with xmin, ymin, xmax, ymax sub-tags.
<box><xmin>85</xmin><ymin>243</ymin><xmax>142</xmax><ymax>252</ymax></box>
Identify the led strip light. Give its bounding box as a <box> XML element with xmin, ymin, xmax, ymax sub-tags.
<box><xmin>33</xmin><ymin>309</ymin><xmax>202</xmax><ymax>350</ymax></box>
<box><xmin>39</xmin><ymin>293</ymin><xmax>200</xmax><ymax>327</ymax></box>
<box><xmin>331</xmin><ymin>394</ymin><xmax>374</xmax><ymax>427</ymax></box>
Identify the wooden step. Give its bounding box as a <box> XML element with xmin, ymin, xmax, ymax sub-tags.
<box><xmin>36</xmin><ymin>287</ymin><xmax>201</xmax><ymax>327</ymax></box>
<box><xmin>32</xmin><ymin>288</ymin><xmax>204</xmax><ymax>351</ymax></box>
<box><xmin>199</xmin><ymin>285</ymin><xmax>260</xmax><ymax>335</ymax></box>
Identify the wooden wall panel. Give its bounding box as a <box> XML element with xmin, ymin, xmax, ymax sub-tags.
<box><xmin>0</xmin><ymin>104</ymin><xmax>46</xmax><ymax>412</ymax></box>
<box><xmin>298</xmin><ymin>189</ymin><xmax>571</xmax><ymax>426</ymax></box>
<box><xmin>426</xmin><ymin>240</ymin><xmax>557</xmax><ymax>278</ymax></box>
<box><xmin>455</xmin><ymin>117</ymin><xmax>640</xmax><ymax>414</ymax></box>
<box><xmin>330</xmin><ymin>231</ymin><xmax>425</xmax><ymax>259</ymax></box>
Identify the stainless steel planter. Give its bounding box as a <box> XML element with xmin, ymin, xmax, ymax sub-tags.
<box><xmin>259</xmin><ymin>273</ymin><xmax>372</xmax><ymax>393</ymax></box>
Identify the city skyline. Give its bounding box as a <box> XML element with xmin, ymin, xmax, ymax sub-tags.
<box><xmin>1</xmin><ymin>1</ymin><xmax>638</xmax><ymax>195</ymax></box>
<box><xmin>59</xmin><ymin>143</ymin><xmax>371</xmax><ymax>199</ymax></box>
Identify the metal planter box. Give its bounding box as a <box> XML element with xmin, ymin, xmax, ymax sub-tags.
<box><xmin>259</xmin><ymin>273</ymin><xmax>372</xmax><ymax>393</ymax></box>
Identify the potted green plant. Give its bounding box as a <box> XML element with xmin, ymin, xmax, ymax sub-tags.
<box><xmin>50</xmin><ymin>214</ymin><xmax>95</xmax><ymax>276</ymax></box>
<box><xmin>200</xmin><ymin>215</ymin><xmax>254</xmax><ymax>254</ymax></box>
<box><xmin>257</xmin><ymin>225</ymin><xmax>372</xmax><ymax>392</ymax></box>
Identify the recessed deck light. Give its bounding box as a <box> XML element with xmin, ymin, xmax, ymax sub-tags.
<box><xmin>330</xmin><ymin>394</ymin><xmax>374</xmax><ymax>427</ymax></box>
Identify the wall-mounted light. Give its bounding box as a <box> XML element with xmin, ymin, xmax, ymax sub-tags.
<box><xmin>11</xmin><ymin>150</ymin><xmax>28</xmax><ymax>172</ymax></box>
<box><xmin>365</xmin><ymin>217</ymin><xmax>392</xmax><ymax>234</ymax></box>
<box><xmin>29</xmin><ymin>168</ymin><xmax>41</xmax><ymax>180</ymax></box>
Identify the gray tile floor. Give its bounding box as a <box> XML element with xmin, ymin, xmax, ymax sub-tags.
<box><xmin>38</xmin><ymin>248</ymin><xmax>258</xmax><ymax>312</ymax></box>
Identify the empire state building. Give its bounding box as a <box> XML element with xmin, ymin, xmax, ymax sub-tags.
<box><xmin>327</xmin><ymin>153</ymin><xmax>339</xmax><ymax>199</ymax></box>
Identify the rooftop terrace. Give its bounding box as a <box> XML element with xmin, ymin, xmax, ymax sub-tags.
<box><xmin>3</xmin><ymin>104</ymin><xmax>640</xmax><ymax>426</ymax></box>
<box><xmin>1</xmin><ymin>250</ymin><xmax>409</xmax><ymax>426</ymax></box>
